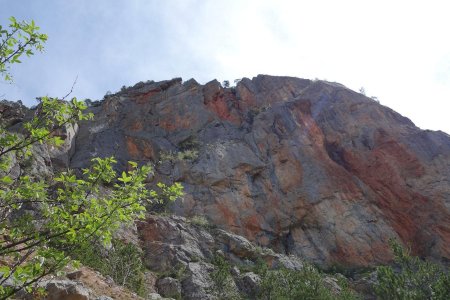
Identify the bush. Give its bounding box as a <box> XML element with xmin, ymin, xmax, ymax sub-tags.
<box><xmin>71</xmin><ymin>239</ymin><xmax>148</xmax><ymax>296</ymax></box>
<box><xmin>374</xmin><ymin>240</ymin><xmax>450</xmax><ymax>299</ymax></box>
<box><xmin>257</xmin><ymin>262</ymin><xmax>357</xmax><ymax>300</ymax></box>
<box><xmin>189</xmin><ymin>215</ymin><xmax>210</xmax><ymax>228</ymax></box>
<box><xmin>210</xmin><ymin>254</ymin><xmax>240</xmax><ymax>299</ymax></box>
<box><xmin>159</xmin><ymin>149</ymin><xmax>198</xmax><ymax>163</ymax></box>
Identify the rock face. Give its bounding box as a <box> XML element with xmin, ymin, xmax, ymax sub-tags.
<box><xmin>70</xmin><ymin>75</ymin><xmax>450</xmax><ymax>267</ymax></box>
<box><xmin>137</xmin><ymin>214</ymin><xmax>309</xmax><ymax>299</ymax></box>
<box><xmin>137</xmin><ymin>215</ymin><xmax>304</xmax><ymax>273</ymax></box>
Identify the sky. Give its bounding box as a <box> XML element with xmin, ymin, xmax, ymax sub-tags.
<box><xmin>1</xmin><ymin>0</ymin><xmax>449</xmax><ymax>134</ymax></box>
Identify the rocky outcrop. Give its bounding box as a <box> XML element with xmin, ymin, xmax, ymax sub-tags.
<box><xmin>40</xmin><ymin>280</ymin><xmax>90</xmax><ymax>300</ymax></box>
<box><xmin>137</xmin><ymin>215</ymin><xmax>304</xmax><ymax>274</ymax></box>
<box><xmin>70</xmin><ymin>75</ymin><xmax>450</xmax><ymax>267</ymax></box>
<box><xmin>14</xmin><ymin>267</ymin><xmax>145</xmax><ymax>300</ymax></box>
<box><xmin>156</xmin><ymin>277</ymin><xmax>182</xmax><ymax>299</ymax></box>
<box><xmin>136</xmin><ymin>214</ymin><xmax>334</xmax><ymax>299</ymax></box>
<box><xmin>0</xmin><ymin>100</ymin><xmax>77</xmax><ymax>177</ymax></box>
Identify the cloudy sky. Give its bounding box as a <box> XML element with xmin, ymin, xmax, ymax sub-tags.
<box><xmin>1</xmin><ymin>0</ymin><xmax>449</xmax><ymax>133</ymax></box>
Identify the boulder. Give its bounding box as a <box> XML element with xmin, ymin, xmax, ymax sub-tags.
<box><xmin>41</xmin><ymin>280</ymin><xmax>90</xmax><ymax>300</ymax></box>
<box><xmin>137</xmin><ymin>215</ymin><xmax>215</xmax><ymax>273</ymax></box>
<box><xmin>181</xmin><ymin>262</ymin><xmax>216</xmax><ymax>300</ymax></box>
<box><xmin>156</xmin><ymin>277</ymin><xmax>181</xmax><ymax>299</ymax></box>
<box><xmin>236</xmin><ymin>272</ymin><xmax>261</xmax><ymax>298</ymax></box>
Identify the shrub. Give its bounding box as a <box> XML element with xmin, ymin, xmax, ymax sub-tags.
<box><xmin>374</xmin><ymin>240</ymin><xmax>450</xmax><ymax>299</ymax></box>
<box><xmin>189</xmin><ymin>215</ymin><xmax>210</xmax><ymax>228</ymax></box>
<box><xmin>159</xmin><ymin>149</ymin><xmax>198</xmax><ymax>163</ymax></box>
<box><xmin>257</xmin><ymin>262</ymin><xmax>358</xmax><ymax>300</ymax></box>
<box><xmin>71</xmin><ymin>239</ymin><xmax>148</xmax><ymax>296</ymax></box>
<box><xmin>178</xmin><ymin>136</ymin><xmax>199</xmax><ymax>152</ymax></box>
<box><xmin>210</xmin><ymin>254</ymin><xmax>241</xmax><ymax>299</ymax></box>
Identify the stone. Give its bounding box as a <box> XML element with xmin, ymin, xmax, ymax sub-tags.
<box><xmin>137</xmin><ymin>215</ymin><xmax>215</xmax><ymax>273</ymax></box>
<box><xmin>236</xmin><ymin>272</ymin><xmax>261</xmax><ymax>298</ymax></box>
<box><xmin>230</xmin><ymin>266</ymin><xmax>241</xmax><ymax>277</ymax></box>
<box><xmin>181</xmin><ymin>262</ymin><xmax>216</xmax><ymax>300</ymax></box>
<box><xmin>156</xmin><ymin>277</ymin><xmax>181</xmax><ymax>299</ymax></box>
<box><xmin>323</xmin><ymin>276</ymin><xmax>342</xmax><ymax>294</ymax></box>
<box><xmin>0</xmin><ymin>100</ymin><xmax>26</xmax><ymax>127</ymax></box>
<box><xmin>351</xmin><ymin>271</ymin><xmax>378</xmax><ymax>299</ymax></box>
<box><xmin>47</xmin><ymin>122</ymin><xmax>78</xmax><ymax>169</ymax></box>
<box><xmin>67</xmin><ymin>270</ymin><xmax>83</xmax><ymax>280</ymax></box>
<box><xmin>215</xmin><ymin>229</ymin><xmax>257</xmax><ymax>259</ymax></box>
<box><xmin>41</xmin><ymin>280</ymin><xmax>90</xmax><ymax>300</ymax></box>
<box><xmin>147</xmin><ymin>293</ymin><xmax>166</xmax><ymax>300</ymax></box>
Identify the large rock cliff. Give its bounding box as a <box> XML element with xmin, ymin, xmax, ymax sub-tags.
<box><xmin>70</xmin><ymin>75</ymin><xmax>450</xmax><ymax>267</ymax></box>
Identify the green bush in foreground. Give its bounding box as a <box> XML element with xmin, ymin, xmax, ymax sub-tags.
<box><xmin>375</xmin><ymin>240</ymin><xmax>450</xmax><ymax>300</ymax></box>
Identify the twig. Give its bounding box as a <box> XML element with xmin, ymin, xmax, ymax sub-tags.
<box><xmin>61</xmin><ymin>75</ymin><xmax>78</xmax><ymax>100</ymax></box>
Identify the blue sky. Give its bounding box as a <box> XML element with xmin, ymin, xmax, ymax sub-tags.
<box><xmin>1</xmin><ymin>0</ymin><xmax>449</xmax><ymax>133</ymax></box>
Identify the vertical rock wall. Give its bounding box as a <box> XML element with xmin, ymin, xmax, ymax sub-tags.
<box><xmin>70</xmin><ymin>75</ymin><xmax>450</xmax><ymax>267</ymax></box>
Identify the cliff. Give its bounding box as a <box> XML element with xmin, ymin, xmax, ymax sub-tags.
<box><xmin>68</xmin><ymin>75</ymin><xmax>450</xmax><ymax>268</ymax></box>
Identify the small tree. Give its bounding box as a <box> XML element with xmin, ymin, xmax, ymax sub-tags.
<box><xmin>359</xmin><ymin>87</ymin><xmax>366</xmax><ymax>95</ymax></box>
<box><xmin>222</xmin><ymin>80</ymin><xmax>230</xmax><ymax>88</ymax></box>
<box><xmin>0</xmin><ymin>18</ymin><xmax>183</xmax><ymax>299</ymax></box>
<box><xmin>375</xmin><ymin>240</ymin><xmax>450</xmax><ymax>299</ymax></box>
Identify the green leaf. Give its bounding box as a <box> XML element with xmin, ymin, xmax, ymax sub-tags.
<box><xmin>0</xmin><ymin>266</ymin><xmax>10</xmax><ymax>277</ymax></box>
<box><xmin>0</xmin><ymin>176</ymin><xmax>13</xmax><ymax>185</ymax></box>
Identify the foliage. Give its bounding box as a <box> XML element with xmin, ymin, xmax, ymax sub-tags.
<box><xmin>154</xmin><ymin>262</ymin><xmax>186</xmax><ymax>286</ymax></box>
<box><xmin>0</xmin><ymin>16</ymin><xmax>47</xmax><ymax>82</ymax></box>
<box><xmin>370</xmin><ymin>96</ymin><xmax>379</xmax><ymax>103</ymax></box>
<box><xmin>159</xmin><ymin>136</ymin><xmax>200</xmax><ymax>167</ymax></box>
<box><xmin>159</xmin><ymin>149</ymin><xmax>199</xmax><ymax>163</ymax></box>
<box><xmin>211</xmin><ymin>253</ymin><xmax>358</xmax><ymax>300</ymax></box>
<box><xmin>0</xmin><ymin>97</ymin><xmax>174</xmax><ymax>298</ymax></box>
<box><xmin>189</xmin><ymin>215</ymin><xmax>210</xmax><ymax>228</ymax></box>
<box><xmin>71</xmin><ymin>239</ymin><xmax>148</xmax><ymax>296</ymax></box>
<box><xmin>374</xmin><ymin>240</ymin><xmax>450</xmax><ymax>300</ymax></box>
<box><xmin>210</xmin><ymin>254</ymin><xmax>240</xmax><ymax>299</ymax></box>
<box><xmin>0</xmin><ymin>18</ymin><xmax>183</xmax><ymax>299</ymax></box>
<box><xmin>359</xmin><ymin>87</ymin><xmax>366</xmax><ymax>95</ymax></box>
<box><xmin>256</xmin><ymin>262</ymin><xmax>358</xmax><ymax>300</ymax></box>
<box><xmin>147</xmin><ymin>181</ymin><xmax>184</xmax><ymax>214</ymax></box>
<box><xmin>177</xmin><ymin>136</ymin><xmax>199</xmax><ymax>152</ymax></box>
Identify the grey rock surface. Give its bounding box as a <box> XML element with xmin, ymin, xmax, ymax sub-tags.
<box><xmin>41</xmin><ymin>280</ymin><xmax>90</xmax><ymax>300</ymax></box>
<box><xmin>236</xmin><ymin>272</ymin><xmax>261</xmax><ymax>298</ymax></box>
<box><xmin>156</xmin><ymin>277</ymin><xmax>181</xmax><ymax>299</ymax></box>
<box><xmin>181</xmin><ymin>262</ymin><xmax>216</xmax><ymax>300</ymax></box>
<box><xmin>69</xmin><ymin>75</ymin><xmax>450</xmax><ymax>267</ymax></box>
